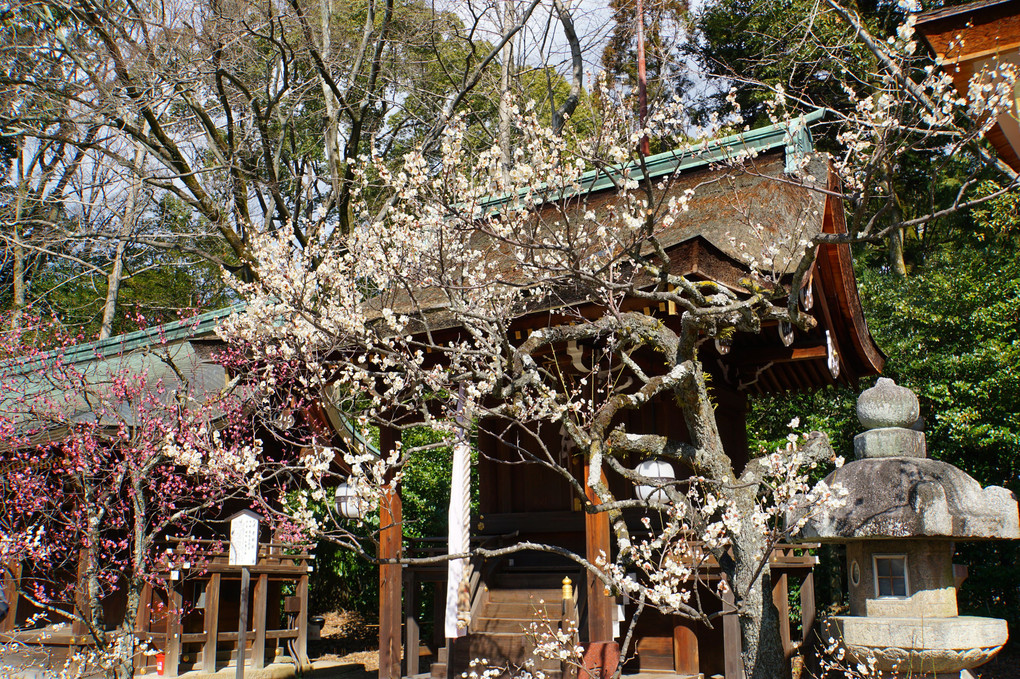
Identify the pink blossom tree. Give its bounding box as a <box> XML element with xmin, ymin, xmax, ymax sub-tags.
<box><xmin>0</xmin><ymin>316</ymin><xmax>272</xmax><ymax>679</ymax></box>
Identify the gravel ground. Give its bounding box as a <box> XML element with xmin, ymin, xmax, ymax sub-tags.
<box><xmin>308</xmin><ymin>611</ymin><xmax>380</xmax><ymax>672</ymax></box>
<box><xmin>306</xmin><ymin>610</ymin><xmax>1020</xmax><ymax>679</ymax></box>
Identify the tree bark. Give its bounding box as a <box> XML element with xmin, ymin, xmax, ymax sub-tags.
<box><xmin>499</xmin><ymin>0</ymin><xmax>517</xmax><ymax>186</ymax></box>
<box><xmin>100</xmin><ymin>142</ymin><xmax>147</xmax><ymax>340</ymax></box>
<box><xmin>732</xmin><ymin>539</ymin><xmax>789</xmax><ymax>679</ymax></box>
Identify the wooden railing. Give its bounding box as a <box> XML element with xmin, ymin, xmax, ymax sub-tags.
<box><xmin>153</xmin><ymin>539</ymin><xmax>314</xmax><ymax>678</ymax></box>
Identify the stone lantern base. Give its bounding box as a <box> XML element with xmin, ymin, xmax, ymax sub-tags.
<box><xmin>826</xmin><ymin>615</ymin><xmax>1007</xmax><ymax>677</ymax></box>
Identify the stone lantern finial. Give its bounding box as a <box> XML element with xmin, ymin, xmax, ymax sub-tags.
<box><xmin>854</xmin><ymin>378</ymin><xmax>926</xmax><ymax>459</ymax></box>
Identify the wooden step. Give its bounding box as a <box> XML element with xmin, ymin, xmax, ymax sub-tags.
<box><xmin>492</xmin><ymin>571</ymin><xmax>580</xmax><ymax>589</ymax></box>
<box><xmin>474</xmin><ymin>616</ymin><xmax>549</xmax><ymax>634</ymax></box>
<box><xmin>485</xmin><ymin>588</ymin><xmax>562</xmax><ymax>603</ymax></box>
<box><xmin>481</xmin><ymin>602</ymin><xmax>561</xmax><ymax>618</ymax></box>
<box><xmin>449</xmin><ymin>634</ymin><xmax>561</xmax><ymax>670</ymax></box>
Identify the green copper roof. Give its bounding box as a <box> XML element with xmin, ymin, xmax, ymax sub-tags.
<box><xmin>480</xmin><ymin>108</ymin><xmax>825</xmax><ymax>212</ymax></box>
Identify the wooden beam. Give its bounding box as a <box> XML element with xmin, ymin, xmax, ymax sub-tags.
<box><xmin>583</xmin><ymin>464</ymin><xmax>614</xmax><ymax>643</ymax></box>
<box><xmin>735</xmin><ymin>344</ymin><xmax>827</xmax><ymax>367</ymax></box>
<box><xmin>379</xmin><ymin>426</ymin><xmax>403</xmax><ymax>679</ymax></box>
<box><xmin>203</xmin><ymin>574</ymin><xmax>221</xmax><ymax>673</ymax></box>
<box><xmin>252</xmin><ymin>573</ymin><xmax>269</xmax><ymax>669</ymax></box>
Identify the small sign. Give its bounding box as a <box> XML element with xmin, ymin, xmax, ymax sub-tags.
<box><xmin>229</xmin><ymin>510</ymin><xmax>260</xmax><ymax>566</ymax></box>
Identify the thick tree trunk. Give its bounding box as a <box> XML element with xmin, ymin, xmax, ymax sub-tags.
<box><xmin>100</xmin><ymin>142</ymin><xmax>146</xmax><ymax>339</ymax></box>
<box><xmin>730</xmin><ymin>514</ymin><xmax>790</xmax><ymax>679</ymax></box>
<box><xmin>10</xmin><ymin>190</ymin><xmax>28</xmax><ymax>330</ymax></box>
<box><xmin>100</xmin><ymin>240</ymin><xmax>127</xmax><ymax>340</ymax></box>
<box><xmin>888</xmin><ymin>226</ymin><xmax>907</xmax><ymax>276</ymax></box>
<box><xmin>886</xmin><ymin>164</ymin><xmax>907</xmax><ymax>277</ymax></box>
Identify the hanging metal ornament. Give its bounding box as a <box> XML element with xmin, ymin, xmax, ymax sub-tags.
<box><xmin>826</xmin><ymin>330</ymin><xmax>840</xmax><ymax>379</ymax></box>
<box><xmin>778</xmin><ymin>321</ymin><xmax>794</xmax><ymax>347</ymax></box>
<box><xmin>714</xmin><ymin>336</ymin><xmax>732</xmax><ymax>355</ymax></box>
<box><xmin>800</xmin><ymin>273</ymin><xmax>814</xmax><ymax>311</ymax></box>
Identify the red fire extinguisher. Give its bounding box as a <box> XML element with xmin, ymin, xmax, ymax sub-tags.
<box><xmin>156</xmin><ymin>652</ymin><xmax>166</xmax><ymax>675</ymax></box>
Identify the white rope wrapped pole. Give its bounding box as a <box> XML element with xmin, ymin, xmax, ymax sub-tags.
<box><xmin>445</xmin><ymin>388</ymin><xmax>472</xmax><ymax>638</ymax></box>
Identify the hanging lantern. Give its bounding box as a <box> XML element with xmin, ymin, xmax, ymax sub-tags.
<box><xmin>714</xmin><ymin>336</ymin><xmax>732</xmax><ymax>355</ymax></box>
<box><xmin>335</xmin><ymin>481</ymin><xmax>370</xmax><ymax>519</ymax></box>
<box><xmin>635</xmin><ymin>459</ymin><xmax>676</xmax><ymax>503</ymax></box>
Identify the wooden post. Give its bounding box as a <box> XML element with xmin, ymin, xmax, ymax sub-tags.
<box><xmin>379</xmin><ymin>426</ymin><xmax>403</xmax><ymax>679</ymax></box>
<box><xmin>673</xmin><ymin>624</ymin><xmax>699</xmax><ymax>675</ymax></box>
<box><xmin>296</xmin><ymin>573</ymin><xmax>309</xmax><ymax>666</ymax></box>
<box><xmin>404</xmin><ymin>571</ymin><xmax>419</xmax><ymax>677</ymax></box>
<box><xmin>203</xmin><ymin>574</ymin><xmax>221</xmax><ymax>674</ymax></box>
<box><xmin>771</xmin><ymin>572</ymin><xmax>792</xmax><ymax>661</ymax></box>
<box><xmin>166</xmin><ymin>582</ymin><xmax>182</xmax><ymax>679</ymax></box>
<box><xmin>583</xmin><ymin>464</ymin><xmax>614</xmax><ymax>642</ymax></box>
<box><xmin>134</xmin><ymin>582</ymin><xmax>154</xmax><ymax>673</ymax></box>
<box><xmin>72</xmin><ymin>550</ymin><xmax>89</xmax><ymax>644</ymax></box>
<box><xmin>2</xmin><ymin>563</ymin><xmax>21</xmax><ymax>633</ymax></box>
<box><xmin>236</xmin><ymin>567</ymin><xmax>251</xmax><ymax>679</ymax></box>
<box><xmin>800</xmin><ymin>572</ymin><xmax>816</xmax><ymax>649</ymax></box>
<box><xmin>253</xmin><ymin>573</ymin><xmax>268</xmax><ymax>669</ymax></box>
<box><xmin>722</xmin><ymin>587</ymin><xmax>742</xmax><ymax>679</ymax></box>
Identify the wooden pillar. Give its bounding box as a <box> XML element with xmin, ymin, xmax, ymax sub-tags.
<box><xmin>296</xmin><ymin>573</ymin><xmax>309</xmax><ymax>666</ymax></box>
<box><xmin>166</xmin><ymin>582</ymin><xmax>182</xmax><ymax>679</ymax></box>
<box><xmin>722</xmin><ymin>587</ymin><xmax>742</xmax><ymax>679</ymax></box>
<box><xmin>432</xmin><ymin>585</ymin><xmax>445</xmax><ymax>650</ymax></box>
<box><xmin>134</xmin><ymin>582</ymin><xmax>154</xmax><ymax>673</ymax></box>
<box><xmin>379</xmin><ymin>426</ymin><xmax>403</xmax><ymax>679</ymax></box>
<box><xmin>72</xmin><ymin>550</ymin><xmax>89</xmax><ymax>643</ymax></box>
<box><xmin>404</xmin><ymin>571</ymin><xmax>419</xmax><ymax>677</ymax></box>
<box><xmin>2</xmin><ymin>563</ymin><xmax>21</xmax><ymax>633</ymax></box>
<box><xmin>771</xmin><ymin>572</ymin><xmax>792</xmax><ymax>661</ymax></box>
<box><xmin>203</xmin><ymin>574</ymin><xmax>221</xmax><ymax>673</ymax></box>
<box><xmin>583</xmin><ymin>464</ymin><xmax>613</xmax><ymax>642</ymax></box>
<box><xmin>673</xmin><ymin>623</ymin><xmax>699</xmax><ymax>675</ymax></box>
<box><xmin>800</xmin><ymin>571</ymin><xmax>816</xmax><ymax>649</ymax></box>
<box><xmin>253</xmin><ymin>573</ymin><xmax>269</xmax><ymax>669</ymax></box>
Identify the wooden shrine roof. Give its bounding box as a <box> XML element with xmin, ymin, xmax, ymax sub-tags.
<box><xmin>366</xmin><ymin>116</ymin><xmax>884</xmax><ymax>392</ymax></box>
<box><xmin>916</xmin><ymin>0</ymin><xmax>1020</xmax><ymax>171</ymax></box>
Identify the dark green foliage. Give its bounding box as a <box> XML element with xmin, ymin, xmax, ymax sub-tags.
<box><xmin>749</xmin><ymin>201</ymin><xmax>1020</xmax><ymax>626</ymax></box>
<box><xmin>693</xmin><ymin>0</ymin><xmax>878</xmax><ymax>127</ymax></box>
<box><xmin>309</xmin><ymin>425</ymin><xmax>477</xmax><ymax>626</ymax></box>
<box><xmin>858</xmin><ymin>243</ymin><xmax>1020</xmax><ymax>484</ymax></box>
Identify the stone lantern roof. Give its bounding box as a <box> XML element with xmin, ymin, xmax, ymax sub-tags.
<box><xmin>795</xmin><ymin>378</ymin><xmax>1020</xmax><ymax>541</ymax></box>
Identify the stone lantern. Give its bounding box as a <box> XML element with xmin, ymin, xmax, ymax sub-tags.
<box><xmin>793</xmin><ymin>378</ymin><xmax>1020</xmax><ymax>678</ymax></box>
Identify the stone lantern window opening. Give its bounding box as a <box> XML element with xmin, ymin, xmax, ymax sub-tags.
<box><xmin>873</xmin><ymin>554</ymin><xmax>909</xmax><ymax>598</ymax></box>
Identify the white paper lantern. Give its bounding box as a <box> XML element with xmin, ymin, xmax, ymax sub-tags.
<box><xmin>635</xmin><ymin>459</ymin><xmax>676</xmax><ymax>503</ymax></box>
<box><xmin>335</xmin><ymin>481</ymin><xmax>370</xmax><ymax>519</ymax></box>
